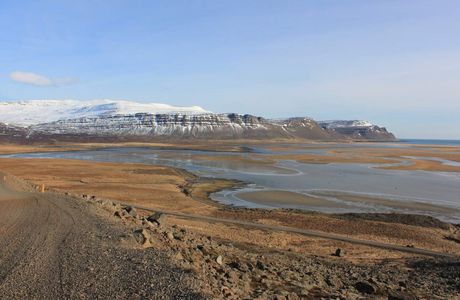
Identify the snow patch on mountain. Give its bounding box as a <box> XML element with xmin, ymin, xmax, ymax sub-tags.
<box><xmin>318</xmin><ymin>120</ymin><xmax>374</xmax><ymax>129</ymax></box>
<box><xmin>0</xmin><ymin>99</ymin><xmax>210</xmax><ymax>126</ymax></box>
<box><xmin>30</xmin><ymin>113</ymin><xmax>267</xmax><ymax>138</ymax></box>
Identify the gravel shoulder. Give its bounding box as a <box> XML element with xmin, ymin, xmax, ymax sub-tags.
<box><xmin>0</xmin><ymin>175</ymin><xmax>205</xmax><ymax>299</ymax></box>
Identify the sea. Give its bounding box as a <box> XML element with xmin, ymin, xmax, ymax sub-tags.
<box><xmin>400</xmin><ymin>139</ymin><xmax>460</xmax><ymax>146</ymax></box>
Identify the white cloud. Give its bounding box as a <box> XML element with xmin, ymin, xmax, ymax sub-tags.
<box><xmin>9</xmin><ymin>71</ymin><xmax>77</xmax><ymax>86</ymax></box>
<box><xmin>10</xmin><ymin>71</ymin><xmax>53</xmax><ymax>86</ymax></box>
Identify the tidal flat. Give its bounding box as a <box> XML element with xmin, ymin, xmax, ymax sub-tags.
<box><xmin>4</xmin><ymin>141</ymin><xmax>459</xmax><ymax>222</ymax></box>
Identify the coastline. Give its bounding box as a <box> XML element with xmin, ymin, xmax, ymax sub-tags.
<box><xmin>0</xmin><ymin>152</ymin><xmax>459</xmax><ymax>257</ymax></box>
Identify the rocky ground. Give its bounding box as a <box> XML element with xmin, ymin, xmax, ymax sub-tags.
<box><xmin>0</xmin><ymin>175</ymin><xmax>205</xmax><ymax>299</ymax></box>
<box><xmin>92</xmin><ymin>196</ymin><xmax>460</xmax><ymax>299</ymax></box>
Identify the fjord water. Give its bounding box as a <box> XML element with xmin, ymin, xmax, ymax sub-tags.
<box><xmin>400</xmin><ymin>139</ymin><xmax>460</xmax><ymax>146</ymax></box>
<box><xmin>4</xmin><ymin>145</ymin><xmax>460</xmax><ymax>222</ymax></box>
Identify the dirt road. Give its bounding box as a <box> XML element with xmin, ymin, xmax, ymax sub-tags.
<box><xmin>0</xmin><ymin>177</ymin><xmax>204</xmax><ymax>299</ymax></box>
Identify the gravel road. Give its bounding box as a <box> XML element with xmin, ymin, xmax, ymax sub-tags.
<box><xmin>0</xmin><ymin>178</ymin><xmax>205</xmax><ymax>299</ymax></box>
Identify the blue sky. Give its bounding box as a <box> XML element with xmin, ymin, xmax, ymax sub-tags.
<box><xmin>1</xmin><ymin>0</ymin><xmax>459</xmax><ymax>138</ymax></box>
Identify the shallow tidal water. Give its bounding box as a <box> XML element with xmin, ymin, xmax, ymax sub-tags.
<box><xmin>4</xmin><ymin>145</ymin><xmax>460</xmax><ymax>223</ymax></box>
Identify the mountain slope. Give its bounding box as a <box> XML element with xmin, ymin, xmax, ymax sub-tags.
<box><xmin>318</xmin><ymin>120</ymin><xmax>395</xmax><ymax>141</ymax></box>
<box><xmin>0</xmin><ymin>99</ymin><xmax>209</xmax><ymax>126</ymax></box>
<box><xmin>0</xmin><ymin>100</ymin><xmax>396</xmax><ymax>142</ymax></box>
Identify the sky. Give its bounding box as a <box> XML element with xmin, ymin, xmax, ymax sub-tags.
<box><xmin>1</xmin><ymin>0</ymin><xmax>459</xmax><ymax>139</ymax></box>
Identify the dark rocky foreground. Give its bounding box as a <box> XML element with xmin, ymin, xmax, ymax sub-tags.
<box><xmin>102</xmin><ymin>200</ymin><xmax>460</xmax><ymax>299</ymax></box>
<box><xmin>0</xmin><ymin>179</ymin><xmax>204</xmax><ymax>299</ymax></box>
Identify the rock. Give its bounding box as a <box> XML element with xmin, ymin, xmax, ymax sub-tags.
<box><xmin>133</xmin><ymin>229</ymin><xmax>152</xmax><ymax>247</ymax></box>
<box><xmin>172</xmin><ymin>252</ymin><xmax>184</xmax><ymax>261</ymax></box>
<box><xmin>355</xmin><ymin>281</ymin><xmax>377</xmax><ymax>294</ymax></box>
<box><xmin>388</xmin><ymin>291</ymin><xmax>418</xmax><ymax>300</ymax></box>
<box><xmin>246</xmin><ymin>262</ymin><xmax>255</xmax><ymax>271</ymax></box>
<box><xmin>124</xmin><ymin>206</ymin><xmax>138</xmax><ymax>218</ymax></box>
<box><xmin>114</xmin><ymin>210</ymin><xmax>126</xmax><ymax>219</ymax></box>
<box><xmin>147</xmin><ymin>212</ymin><xmax>166</xmax><ymax>226</ymax></box>
<box><xmin>334</xmin><ymin>248</ymin><xmax>341</xmax><ymax>257</ymax></box>
<box><xmin>197</xmin><ymin>244</ymin><xmax>211</xmax><ymax>256</ymax></box>
<box><xmin>228</xmin><ymin>261</ymin><xmax>245</xmax><ymax>271</ymax></box>
<box><xmin>98</xmin><ymin>199</ymin><xmax>113</xmax><ymax>207</ymax></box>
<box><xmin>224</xmin><ymin>270</ymin><xmax>239</xmax><ymax>284</ymax></box>
<box><xmin>221</xmin><ymin>286</ymin><xmax>232</xmax><ymax>297</ymax></box>
<box><xmin>165</xmin><ymin>231</ymin><xmax>174</xmax><ymax>241</ymax></box>
<box><xmin>173</xmin><ymin>229</ymin><xmax>187</xmax><ymax>241</ymax></box>
<box><xmin>300</xmin><ymin>289</ymin><xmax>309</xmax><ymax>296</ymax></box>
<box><xmin>286</xmin><ymin>293</ymin><xmax>299</xmax><ymax>300</ymax></box>
<box><xmin>325</xmin><ymin>275</ymin><xmax>341</xmax><ymax>287</ymax></box>
<box><xmin>256</xmin><ymin>260</ymin><xmax>267</xmax><ymax>270</ymax></box>
<box><xmin>216</xmin><ymin>255</ymin><xmax>223</xmax><ymax>265</ymax></box>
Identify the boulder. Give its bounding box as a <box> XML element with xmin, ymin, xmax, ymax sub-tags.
<box><xmin>355</xmin><ymin>281</ymin><xmax>378</xmax><ymax>294</ymax></box>
<box><xmin>164</xmin><ymin>231</ymin><xmax>174</xmax><ymax>241</ymax></box>
<box><xmin>256</xmin><ymin>260</ymin><xmax>267</xmax><ymax>270</ymax></box>
<box><xmin>171</xmin><ymin>229</ymin><xmax>187</xmax><ymax>241</ymax></box>
<box><xmin>334</xmin><ymin>248</ymin><xmax>342</xmax><ymax>257</ymax></box>
<box><xmin>124</xmin><ymin>206</ymin><xmax>138</xmax><ymax>218</ymax></box>
<box><xmin>147</xmin><ymin>212</ymin><xmax>166</xmax><ymax>226</ymax></box>
<box><xmin>388</xmin><ymin>291</ymin><xmax>418</xmax><ymax>300</ymax></box>
<box><xmin>114</xmin><ymin>210</ymin><xmax>126</xmax><ymax>219</ymax></box>
<box><xmin>133</xmin><ymin>229</ymin><xmax>152</xmax><ymax>247</ymax></box>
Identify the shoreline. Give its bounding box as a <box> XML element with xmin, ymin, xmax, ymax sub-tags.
<box><xmin>1</xmin><ymin>160</ymin><xmax>458</xmax><ymax>244</ymax></box>
<box><xmin>5</xmin><ymin>160</ymin><xmax>456</xmax><ymax>229</ymax></box>
<box><xmin>1</xmin><ymin>144</ymin><xmax>459</xmax><ymax>257</ymax></box>
<box><xmin>2</xmin><ymin>142</ymin><xmax>460</xmax><ymax>220</ymax></box>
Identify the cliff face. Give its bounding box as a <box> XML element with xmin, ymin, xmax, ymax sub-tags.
<box><xmin>0</xmin><ymin>123</ymin><xmax>28</xmax><ymax>143</ymax></box>
<box><xmin>6</xmin><ymin>114</ymin><xmax>393</xmax><ymax>142</ymax></box>
<box><xmin>318</xmin><ymin>120</ymin><xmax>396</xmax><ymax>141</ymax></box>
<box><xmin>0</xmin><ymin>113</ymin><xmax>396</xmax><ymax>142</ymax></box>
<box><xmin>30</xmin><ymin>113</ymin><xmax>265</xmax><ymax>138</ymax></box>
<box><xmin>0</xmin><ymin>100</ymin><xmax>396</xmax><ymax>142</ymax></box>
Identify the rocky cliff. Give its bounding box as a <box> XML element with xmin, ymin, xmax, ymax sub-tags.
<box><xmin>318</xmin><ymin>120</ymin><xmax>396</xmax><ymax>141</ymax></box>
<box><xmin>0</xmin><ymin>100</ymin><xmax>396</xmax><ymax>142</ymax></box>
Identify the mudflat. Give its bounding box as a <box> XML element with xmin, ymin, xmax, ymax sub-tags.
<box><xmin>311</xmin><ymin>191</ymin><xmax>460</xmax><ymax>214</ymax></box>
<box><xmin>236</xmin><ymin>190</ymin><xmax>349</xmax><ymax>208</ymax></box>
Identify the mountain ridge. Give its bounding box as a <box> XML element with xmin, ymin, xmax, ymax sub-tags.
<box><xmin>0</xmin><ymin>100</ymin><xmax>396</xmax><ymax>142</ymax></box>
<box><xmin>0</xmin><ymin>99</ymin><xmax>209</xmax><ymax>126</ymax></box>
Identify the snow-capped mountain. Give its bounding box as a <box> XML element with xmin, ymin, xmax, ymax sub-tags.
<box><xmin>318</xmin><ymin>120</ymin><xmax>374</xmax><ymax>129</ymax></box>
<box><xmin>31</xmin><ymin>113</ymin><xmax>267</xmax><ymax>138</ymax></box>
<box><xmin>0</xmin><ymin>99</ymin><xmax>209</xmax><ymax>126</ymax></box>
<box><xmin>318</xmin><ymin>120</ymin><xmax>394</xmax><ymax>140</ymax></box>
<box><xmin>0</xmin><ymin>100</ymin><xmax>396</xmax><ymax>142</ymax></box>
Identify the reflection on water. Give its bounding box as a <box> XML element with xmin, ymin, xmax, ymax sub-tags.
<box><xmin>3</xmin><ymin>147</ymin><xmax>460</xmax><ymax>222</ymax></box>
